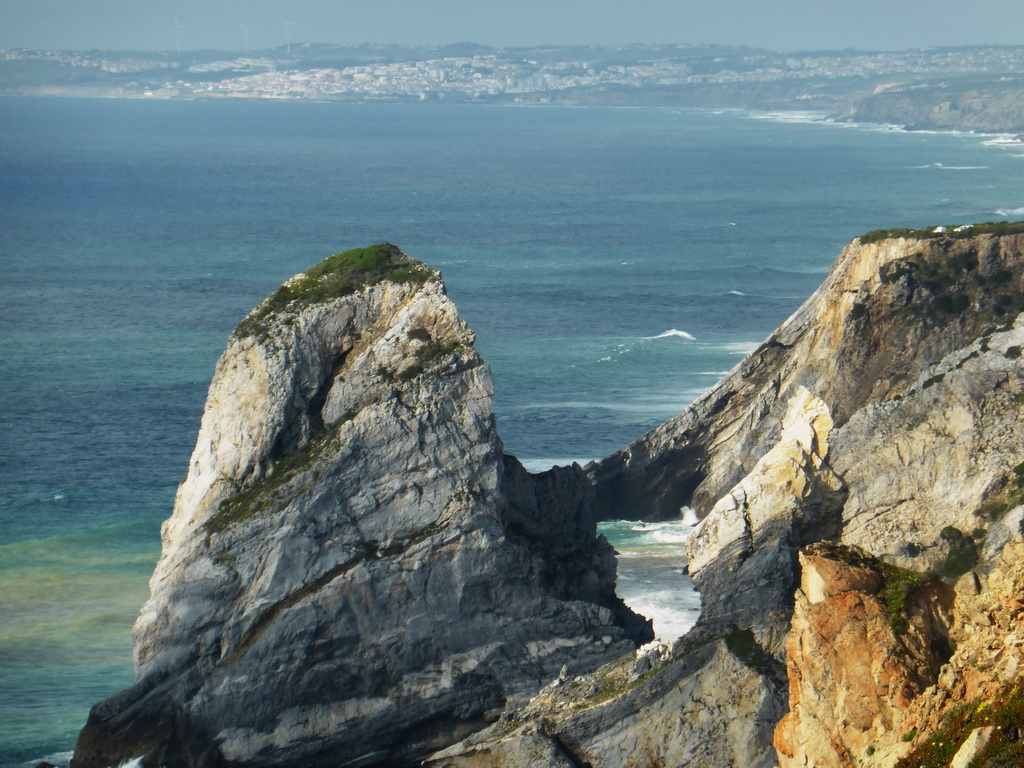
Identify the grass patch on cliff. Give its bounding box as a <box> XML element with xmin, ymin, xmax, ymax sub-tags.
<box><xmin>859</xmin><ymin>221</ymin><xmax>1024</xmax><ymax>245</ymax></box>
<box><xmin>205</xmin><ymin>416</ymin><xmax>353</xmax><ymax>535</ymax></box>
<box><xmin>589</xmin><ymin>655</ymin><xmax>671</xmax><ymax>706</ymax></box>
<box><xmin>877</xmin><ymin>562</ymin><xmax>928</xmax><ymax>634</ymax></box>
<box><xmin>974</xmin><ymin>462</ymin><xmax>1024</xmax><ymax>526</ymax></box>
<box><xmin>895</xmin><ymin>683</ymin><xmax>1024</xmax><ymax>768</ymax></box>
<box><xmin>871</xmin><ymin>234</ymin><xmax>1024</xmax><ymax>339</ymax></box>
<box><xmin>937</xmin><ymin>526</ymin><xmax>982</xmax><ymax>581</ymax></box>
<box><xmin>234</xmin><ymin>244</ymin><xmax>435</xmax><ymax>340</ymax></box>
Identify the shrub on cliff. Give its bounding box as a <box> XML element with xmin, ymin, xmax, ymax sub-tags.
<box><xmin>234</xmin><ymin>243</ymin><xmax>435</xmax><ymax>340</ymax></box>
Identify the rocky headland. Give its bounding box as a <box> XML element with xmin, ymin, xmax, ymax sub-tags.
<box><xmin>75</xmin><ymin>227</ymin><xmax>1024</xmax><ymax>767</ymax></box>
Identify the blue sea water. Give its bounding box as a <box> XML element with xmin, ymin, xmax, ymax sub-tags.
<box><xmin>2</xmin><ymin>96</ymin><xmax>1023</xmax><ymax>766</ymax></box>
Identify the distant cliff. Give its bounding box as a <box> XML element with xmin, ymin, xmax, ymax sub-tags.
<box><xmin>75</xmin><ymin>230</ymin><xmax>1024</xmax><ymax>768</ymax></box>
<box><xmin>72</xmin><ymin>244</ymin><xmax>648</xmax><ymax>768</ymax></box>
<box><xmin>835</xmin><ymin>76</ymin><xmax>1024</xmax><ymax>134</ymax></box>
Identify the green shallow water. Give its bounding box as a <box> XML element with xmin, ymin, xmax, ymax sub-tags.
<box><xmin>0</xmin><ymin>534</ymin><xmax>158</xmax><ymax>765</ymax></box>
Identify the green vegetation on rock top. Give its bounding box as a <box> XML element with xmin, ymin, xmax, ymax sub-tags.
<box><xmin>859</xmin><ymin>220</ymin><xmax>1024</xmax><ymax>245</ymax></box>
<box><xmin>234</xmin><ymin>244</ymin><xmax>435</xmax><ymax>340</ymax></box>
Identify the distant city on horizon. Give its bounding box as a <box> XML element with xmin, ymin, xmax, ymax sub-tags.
<box><xmin>4</xmin><ymin>41</ymin><xmax>1024</xmax><ymax>135</ymax></box>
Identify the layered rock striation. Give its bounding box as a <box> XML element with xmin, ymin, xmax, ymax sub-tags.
<box><xmin>72</xmin><ymin>244</ymin><xmax>648</xmax><ymax>768</ymax></box>
<box><xmin>591</xmin><ymin>230</ymin><xmax>1024</xmax><ymax>522</ymax></box>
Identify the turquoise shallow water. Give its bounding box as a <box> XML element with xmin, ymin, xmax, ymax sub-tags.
<box><xmin>2</xmin><ymin>97</ymin><xmax>1023</xmax><ymax>765</ymax></box>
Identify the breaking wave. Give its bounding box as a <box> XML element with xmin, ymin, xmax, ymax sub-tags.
<box><xmin>720</xmin><ymin>341</ymin><xmax>761</xmax><ymax>355</ymax></box>
<box><xmin>912</xmin><ymin>162</ymin><xmax>988</xmax><ymax>170</ymax></box>
<box><xmin>647</xmin><ymin>329</ymin><xmax>696</xmax><ymax>341</ymax></box>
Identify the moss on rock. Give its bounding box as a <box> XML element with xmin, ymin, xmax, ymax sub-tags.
<box><xmin>234</xmin><ymin>244</ymin><xmax>436</xmax><ymax>340</ymax></box>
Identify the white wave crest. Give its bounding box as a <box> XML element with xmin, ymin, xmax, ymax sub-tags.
<box><xmin>647</xmin><ymin>329</ymin><xmax>696</xmax><ymax>341</ymax></box>
<box><xmin>622</xmin><ymin>520</ymin><xmax>696</xmax><ymax>546</ymax></box>
<box><xmin>681</xmin><ymin>506</ymin><xmax>700</xmax><ymax>526</ymax></box>
<box><xmin>983</xmin><ymin>135</ymin><xmax>1023</xmax><ymax>146</ymax></box>
<box><xmin>622</xmin><ymin>592</ymin><xmax>701</xmax><ymax>640</ymax></box>
<box><xmin>651</xmin><ymin>529</ymin><xmax>691</xmax><ymax>544</ymax></box>
<box><xmin>996</xmin><ymin>207</ymin><xmax>1024</xmax><ymax>217</ymax></box>
<box><xmin>725</xmin><ymin>290</ymin><xmax>745</xmax><ymax>296</ymax></box>
<box><xmin>748</xmin><ymin>110</ymin><xmax>830</xmax><ymax>125</ymax></box>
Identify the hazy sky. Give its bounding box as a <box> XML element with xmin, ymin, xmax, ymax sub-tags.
<box><xmin>3</xmin><ymin>0</ymin><xmax>1023</xmax><ymax>53</ymax></box>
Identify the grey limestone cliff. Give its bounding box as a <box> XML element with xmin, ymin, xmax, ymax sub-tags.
<box><xmin>72</xmin><ymin>244</ymin><xmax>649</xmax><ymax>768</ymax></box>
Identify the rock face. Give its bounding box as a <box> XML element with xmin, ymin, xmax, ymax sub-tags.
<box><xmin>432</xmin><ymin>229</ymin><xmax>1024</xmax><ymax>767</ymax></box>
<box><xmin>426</xmin><ymin>637</ymin><xmax>786</xmax><ymax>768</ymax></box>
<box><xmin>832</xmin><ymin>315</ymin><xmax>1024</xmax><ymax>571</ymax></box>
<box><xmin>835</xmin><ymin>83</ymin><xmax>1024</xmax><ymax>134</ymax></box>
<box><xmin>76</xmin><ymin>230</ymin><xmax>1024</xmax><ymax>768</ymax></box>
<box><xmin>72</xmin><ymin>245</ymin><xmax>648</xmax><ymax>768</ymax></box>
<box><xmin>685</xmin><ymin>386</ymin><xmax>845</xmax><ymax>655</ymax></box>
<box><xmin>774</xmin><ymin>544</ymin><xmax>953</xmax><ymax>768</ymax></box>
<box><xmin>590</xmin><ymin>231</ymin><xmax>1024</xmax><ymax>522</ymax></box>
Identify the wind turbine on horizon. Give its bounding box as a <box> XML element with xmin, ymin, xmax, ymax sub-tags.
<box><xmin>283</xmin><ymin>18</ymin><xmax>296</xmax><ymax>54</ymax></box>
<box><xmin>241</xmin><ymin>19</ymin><xmax>249</xmax><ymax>54</ymax></box>
<box><xmin>174</xmin><ymin>14</ymin><xmax>186</xmax><ymax>54</ymax></box>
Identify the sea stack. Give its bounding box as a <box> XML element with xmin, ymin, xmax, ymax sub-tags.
<box><xmin>72</xmin><ymin>244</ymin><xmax>649</xmax><ymax>768</ymax></box>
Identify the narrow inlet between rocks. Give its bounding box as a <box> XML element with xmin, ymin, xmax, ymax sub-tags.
<box><xmin>597</xmin><ymin>515</ymin><xmax>702</xmax><ymax>641</ymax></box>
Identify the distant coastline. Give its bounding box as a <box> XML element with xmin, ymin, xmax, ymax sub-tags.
<box><xmin>4</xmin><ymin>42</ymin><xmax>1024</xmax><ymax>134</ymax></box>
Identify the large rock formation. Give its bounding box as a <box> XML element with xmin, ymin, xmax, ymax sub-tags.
<box><xmin>433</xmin><ymin>228</ymin><xmax>1024</xmax><ymax>767</ymax></box>
<box><xmin>72</xmin><ymin>245</ymin><xmax>648</xmax><ymax>768</ymax></box>
<box><xmin>774</xmin><ymin>544</ymin><xmax>954</xmax><ymax>768</ymax></box>
<box><xmin>76</xmin><ymin>228</ymin><xmax>1024</xmax><ymax>768</ymax></box>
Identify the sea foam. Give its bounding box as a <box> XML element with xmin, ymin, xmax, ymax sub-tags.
<box><xmin>647</xmin><ymin>329</ymin><xmax>696</xmax><ymax>341</ymax></box>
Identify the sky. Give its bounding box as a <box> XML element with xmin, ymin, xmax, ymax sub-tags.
<box><xmin>2</xmin><ymin>0</ymin><xmax>1023</xmax><ymax>53</ymax></box>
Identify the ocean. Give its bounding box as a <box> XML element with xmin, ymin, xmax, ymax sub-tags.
<box><xmin>2</xmin><ymin>96</ymin><xmax>1023</xmax><ymax>766</ymax></box>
